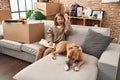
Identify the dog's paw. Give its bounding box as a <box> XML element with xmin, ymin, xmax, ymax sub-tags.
<box><xmin>74</xmin><ymin>67</ymin><xmax>80</xmax><ymax>71</ymax></box>
<box><xmin>64</xmin><ymin>65</ymin><xmax>70</xmax><ymax>71</ymax></box>
<box><xmin>52</xmin><ymin>57</ymin><xmax>56</xmax><ymax>60</ymax></box>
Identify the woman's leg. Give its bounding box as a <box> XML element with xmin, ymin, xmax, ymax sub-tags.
<box><xmin>35</xmin><ymin>45</ymin><xmax>46</xmax><ymax>61</ymax></box>
<box><xmin>43</xmin><ymin>48</ymin><xmax>54</xmax><ymax>57</ymax></box>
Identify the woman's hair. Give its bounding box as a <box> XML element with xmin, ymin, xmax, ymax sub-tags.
<box><xmin>54</xmin><ymin>13</ymin><xmax>65</xmax><ymax>26</ymax></box>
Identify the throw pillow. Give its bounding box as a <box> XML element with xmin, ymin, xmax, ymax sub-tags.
<box><xmin>81</xmin><ymin>29</ymin><xmax>114</xmax><ymax>59</ymax></box>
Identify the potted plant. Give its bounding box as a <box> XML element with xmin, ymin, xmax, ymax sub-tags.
<box><xmin>26</xmin><ymin>8</ymin><xmax>46</xmax><ymax>20</ymax></box>
<box><xmin>93</xmin><ymin>14</ymin><xmax>97</xmax><ymax>19</ymax></box>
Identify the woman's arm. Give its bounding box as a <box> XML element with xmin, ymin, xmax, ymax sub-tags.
<box><xmin>64</xmin><ymin>13</ymin><xmax>72</xmax><ymax>35</ymax></box>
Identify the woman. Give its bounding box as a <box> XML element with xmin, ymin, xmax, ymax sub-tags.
<box><xmin>35</xmin><ymin>12</ymin><xmax>72</xmax><ymax>61</ymax></box>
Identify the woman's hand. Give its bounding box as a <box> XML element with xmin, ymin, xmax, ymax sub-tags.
<box><xmin>64</xmin><ymin>13</ymin><xmax>70</xmax><ymax>21</ymax></box>
<box><xmin>48</xmin><ymin>41</ymin><xmax>53</xmax><ymax>46</ymax></box>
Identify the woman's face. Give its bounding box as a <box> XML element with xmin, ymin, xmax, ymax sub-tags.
<box><xmin>56</xmin><ymin>16</ymin><xmax>65</xmax><ymax>26</ymax></box>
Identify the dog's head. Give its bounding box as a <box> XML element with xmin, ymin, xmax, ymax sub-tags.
<box><xmin>66</xmin><ymin>45</ymin><xmax>82</xmax><ymax>66</ymax></box>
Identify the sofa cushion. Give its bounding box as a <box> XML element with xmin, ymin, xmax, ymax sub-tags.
<box><xmin>0</xmin><ymin>39</ymin><xmax>22</xmax><ymax>51</ymax></box>
<box><xmin>13</xmin><ymin>53</ymin><xmax>98</xmax><ymax>80</ymax></box>
<box><xmin>81</xmin><ymin>29</ymin><xmax>113</xmax><ymax>59</ymax></box>
<box><xmin>21</xmin><ymin>42</ymin><xmax>39</xmax><ymax>55</ymax></box>
<box><xmin>67</xmin><ymin>26</ymin><xmax>110</xmax><ymax>45</ymax></box>
<box><xmin>41</xmin><ymin>20</ymin><xmax>54</xmax><ymax>36</ymax></box>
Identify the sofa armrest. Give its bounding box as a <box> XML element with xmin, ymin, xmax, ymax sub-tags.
<box><xmin>0</xmin><ymin>24</ymin><xmax>3</xmax><ymax>39</ymax></box>
<box><xmin>97</xmin><ymin>43</ymin><xmax>120</xmax><ymax>80</ymax></box>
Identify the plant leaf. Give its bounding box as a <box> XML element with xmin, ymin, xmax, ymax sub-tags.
<box><xmin>26</xmin><ymin>10</ymin><xmax>33</xmax><ymax>18</ymax></box>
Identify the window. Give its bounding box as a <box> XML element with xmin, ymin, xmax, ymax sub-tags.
<box><xmin>9</xmin><ymin>0</ymin><xmax>37</xmax><ymax>19</ymax></box>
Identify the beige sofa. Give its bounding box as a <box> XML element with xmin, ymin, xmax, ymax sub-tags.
<box><xmin>0</xmin><ymin>20</ymin><xmax>119</xmax><ymax>80</ymax></box>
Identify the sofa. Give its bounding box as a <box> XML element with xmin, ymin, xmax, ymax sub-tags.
<box><xmin>0</xmin><ymin>20</ymin><xmax>119</xmax><ymax>80</ymax></box>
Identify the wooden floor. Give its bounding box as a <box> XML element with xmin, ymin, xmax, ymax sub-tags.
<box><xmin>0</xmin><ymin>53</ymin><xmax>31</xmax><ymax>80</ymax></box>
<box><xmin>0</xmin><ymin>53</ymin><xmax>119</xmax><ymax>80</ymax></box>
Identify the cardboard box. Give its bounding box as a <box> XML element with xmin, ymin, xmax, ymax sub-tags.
<box><xmin>3</xmin><ymin>21</ymin><xmax>44</xmax><ymax>44</ymax></box>
<box><xmin>34</xmin><ymin>2</ymin><xmax>60</xmax><ymax>16</ymax></box>
<box><xmin>46</xmin><ymin>15</ymin><xmax>55</xmax><ymax>20</ymax></box>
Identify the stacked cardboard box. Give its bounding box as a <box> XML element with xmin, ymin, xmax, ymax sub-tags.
<box><xmin>34</xmin><ymin>2</ymin><xmax>60</xmax><ymax>20</ymax></box>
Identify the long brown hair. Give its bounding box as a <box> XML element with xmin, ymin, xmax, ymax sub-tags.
<box><xmin>54</xmin><ymin>13</ymin><xmax>65</xmax><ymax>26</ymax></box>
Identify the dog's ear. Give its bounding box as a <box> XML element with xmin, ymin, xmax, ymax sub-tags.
<box><xmin>68</xmin><ymin>47</ymin><xmax>73</xmax><ymax>50</ymax></box>
<box><xmin>74</xmin><ymin>45</ymin><xmax>80</xmax><ymax>49</ymax></box>
<box><xmin>74</xmin><ymin>45</ymin><xmax>82</xmax><ymax>51</ymax></box>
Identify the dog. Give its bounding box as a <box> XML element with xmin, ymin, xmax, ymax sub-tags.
<box><xmin>51</xmin><ymin>41</ymin><xmax>84</xmax><ymax>71</ymax></box>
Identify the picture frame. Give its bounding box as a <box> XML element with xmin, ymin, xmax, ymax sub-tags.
<box><xmin>77</xmin><ymin>6</ymin><xmax>83</xmax><ymax>16</ymax></box>
<box><xmin>82</xmin><ymin>7</ymin><xmax>92</xmax><ymax>17</ymax></box>
<box><xmin>91</xmin><ymin>10</ymin><xmax>104</xmax><ymax>19</ymax></box>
